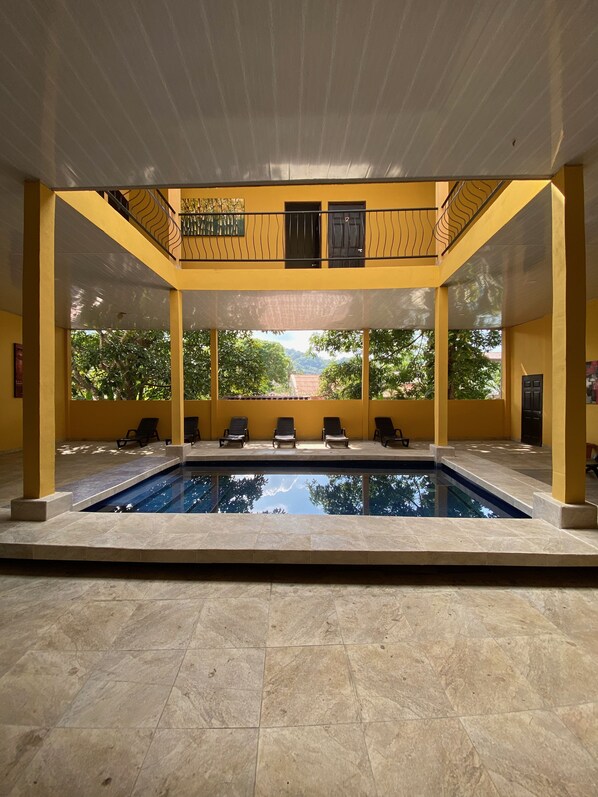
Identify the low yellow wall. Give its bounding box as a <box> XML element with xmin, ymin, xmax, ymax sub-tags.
<box><xmin>215</xmin><ymin>400</ymin><xmax>363</xmax><ymax>441</ymax></box>
<box><xmin>65</xmin><ymin>397</ymin><xmax>506</xmax><ymax>442</ymax></box>
<box><xmin>0</xmin><ymin>310</ymin><xmax>68</xmax><ymax>452</ymax></box>
<box><xmin>68</xmin><ymin>400</ymin><xmax>212</xmax><ymax>442</ymax></box>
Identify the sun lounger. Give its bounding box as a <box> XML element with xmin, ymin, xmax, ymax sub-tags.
<box><xmin>116</xmin><ymin>417</ymin><xmax>159</xmax><ymax>449</ymax></box>
<box><xmin>373</xmin><ymin>417</ymin><xmax>410</xmax><ymax>447</ymax></box>
<box><xmin>219</xmin><ymin>416</ymin><xmax>250</xmax><ymax>447</ymax></box>
<box><xmin>322</xmin><ymin>416</ymin><xmax>349</xmax><ymax>447</ymax></box>
<box><xmin>273</xmin><ymin>417</ymin><xmax>297</xmax><ymax>447</ymax></box>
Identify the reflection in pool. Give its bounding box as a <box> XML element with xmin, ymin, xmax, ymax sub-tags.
<box><xmin>87</xmin><ymin>466</ymin><xmax>527</xmax><ymax>518</ymax></box>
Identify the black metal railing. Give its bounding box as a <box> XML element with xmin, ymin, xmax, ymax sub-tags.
<box><xmin>433</xmin><ymin>180</ymin><xmax>506</xmax><ymax>254</ymax></box>
<box><xmin>99</xmin><ymin>188</ymin><xmax>181</xmax><ymax>259</ymax></box>
<box><xmin>180</xmin><ymin>207</ymin><xmax>436</xmax><ymax>265</ymax></box>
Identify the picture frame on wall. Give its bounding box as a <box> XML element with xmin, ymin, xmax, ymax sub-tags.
<box><xmin>586</xmin><ymin>360</ymin><xmax>598</xmax><ymax>404</ymax></box>
<box><xmin>14</xmin><ymin>343</ymin><xmax>23</xmax><ymax>398</ymax></box>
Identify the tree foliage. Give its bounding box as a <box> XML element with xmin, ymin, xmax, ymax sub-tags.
<box><xmin>309</xmin><ymin>329</ymin><xmax>501</xmax><ymax>400</ymax></box>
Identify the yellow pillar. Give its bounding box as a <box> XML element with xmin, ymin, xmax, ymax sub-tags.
<box><xmin>210</xmin><ymin>329</ymin><xmax>218</xmax><ymax>440</ymax></box>
<box><xmin>551</xmin><ymin>165</ymin><xmax>586</xmax><ymax>504</ymax></box>
<box><xmin>502</xmin><ymin>327</ymin><xmax>511</xmax><ymax>439</ymax></box>
<box><xmin>22</xmin><ymin>182</ymin><xmax>56</xmax><ymax>499</ymax></box>
<box><xmin>169</xmin><ymin>289</ymin><xmax>184</xmax><ymax>446</ymax></box>
<box><xmin>434</xmin><ymin>286</ymin><xmax>449</xmax><ymax>447</ymax></box>
<box><xmin>362</xmin><ymin>329</ymin><xmax>370</xmax><ymax>440</ymax></box>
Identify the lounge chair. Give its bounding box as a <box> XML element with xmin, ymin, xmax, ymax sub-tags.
<box><xmin>116</xmin><ymin>417</ymin><xmax>159</xmax><ymax>449</ymax></box>
<box><xmin>586</xmin><ymin>443</ymin><xmax>598</xmax><ymax>476</ymax></box>
<box><xmin>273</xmin><ymin>417</ymin><xmax>296</xmax><ymax>448</ymax></box>
<box><xmin>184</xmin><ymin>416</ymin><xmax>201</xmax><ymax>444</ymax></box>
<box><xmin>373</xmin><ymin>417</ymin><xmax>410</xmax><ymax>448</ymax></box>
<box><xmin>322</xmin><ymin>416</ymin><xmax>349</xmax><ymax>447</ymax></box>
<box><xmin>219</xmin><ymin>416</ymin><xmax>250</xmax><ymax>447</ymax></box>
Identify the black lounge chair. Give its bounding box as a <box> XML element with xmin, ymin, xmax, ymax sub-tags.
<box><xmin>322</xmin><ymin>416</ymin><xmax>349</xmax><ymax>448</ymax></box>
<box><xmin>587</xmin><ymin>443</ymin><xmax>598</xmax><ymax>476</ymax></box>
<box><xmin>116</xmin><ymin>417</ymin><xmax>159</xmax><ymax>449</ymax></box>
<box><xmin>219</xmin><ymin>416</ymin><xmax>250</xmax><ymax>447</ymax></box>
<box><xmin>184</xmin><ymin>416</ymin><xmax>201</xmax><ymax>445</ymax></box>
<box><xmin>273</xmin><ymin>417</ymin><xmax>296</xmax><ymax>448</ymax></box>
<box><xmin>373</xmin><ymin>417</ymin><xmax>410</xmax><ymax>448</ymax></box>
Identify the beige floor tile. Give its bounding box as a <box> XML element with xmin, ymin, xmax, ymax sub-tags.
<box><xmin>522</xmin><ymin>590</ymin><xmax>598</xmax><ymax>635</ymax></box>
<box><xmin>364</xmin><ymin>718</ymin><xmax>499</xmax><ymax>796</ymax></box>
<box><xmin>261</xmin><ymin>645</ymin><xmax>360</xmax><ymax>726</ymax></box>
<box><xmin>190</xmin><ymin>597</ymin><xmax>270</xmax><ymax>648</ymax></box>
<box><xmin>267</xmin><ymin>594</ymin><xmax>342</xmax><ymax>646</ymax></box>
<box><xmin>10</xmin><ymin>727</ymin><xmax>153</xmax><ymax>797</ymax></box>
<box><xmin>462</xmin><ymin>709</ymin><xmax>598</xmax><ymax>797</ymax></box>
<box><xmin>35</xmin><ymin>600</ymin><xmax>138</xmax><ymax>650</ymax></box>
<box><xmin>0</xmin><ymin>650</ymin><xmax>99</xmax><ymax>726</ymax></box>
<box><xmin>90</xmin><ymin>649</ymin><xmax>184</xmax><ymax>686</ymax></box>
<box><xmin>555</xmin><ymin>702</ymin><xmax>598</xmax><ymax>759</ymax></box>
<box><xmin>397</xmin><ymin>590</ymin><xmax>489</xmax><ymax>638</ymax></box>
<box><xmin>0</xmin><ymin>725</ymin><xmax>48</xmax><ymax>797</ymax></box>
<box><xmin>160</xmin><ymin>648</ymin><xmax>264</xmax><ymax>728</ymax></box>
<box><xmin>346</xmin><ymin>642</ymin><xmax>454</xmax><ymax>721</ymax></box>
<box><xmin>334</xmin><ymin>593</ymin><xmax>411</xmax><ymax>643</ymax></box>
<box><xmin>58</xmin><ymin>678</ymin><xmax>171</xmax><ymax>728</ymax></box>
<box><xmin>256</xmin><ymin>725</ymin><xmax>376</xmax><ymax>796</ymax></box>
<box><xmin>497</xmin><ymin>634</ymin><xmax>598</xmax><ymax>706</ymax></box>
<box><xmin>423</xmin><ymin>636</ymin><xmax>545</xmax><ymax>715</ymax></box>
<box><xmin>82</xmin><ymin>578</ymin><xmax>154</xmax><ymax>601</ymax></box>
<box><xmin>110</xmin><ymin>599</ymin><xmax>202</xmax><ymax>649</ymax></box>
<box><xmin>461</xmin><ymin>588</ymin><xmax>562</xmax><ymax>636</ymax></box>
<box><xmin>132</xmin><ymin>728</ymin><xmax>258</xmax><ymax>797</ymax></box>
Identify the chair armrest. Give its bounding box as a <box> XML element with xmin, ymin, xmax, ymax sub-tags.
<box><xmin>126</xmin><ymin>429</ymin><xmax>137</xmax><ymax>437</ymax></box>
<box><xmin>373</xmin><ymin>430</ymin><xmax>380</xmax><ymax>440</ymax></box>
<box><xmin>341</xmin><ymin>428</ymin><xmax>347</xmax><ymax>436</ymax></box>
<box><xmin>321</xmin><ymin>429</ymin><xmax>325</xmax><ymax>440</ymax></box>
<box><xmin>395</xmin><ymin>428</ymin><xmax>404</xmax><ymax>436</ymax></box>
<box><xmin>223</xmin><ymin>428</ymin><xmax>229</xmax><ymax>436</ymax></box>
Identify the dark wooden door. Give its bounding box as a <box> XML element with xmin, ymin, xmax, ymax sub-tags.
<box><xmin>521</xmin><ymin>374</ymin><xmax>543</xmax><ymax>445</ymax></box>
<box><xmin>285</xmin><ymin>202</ymin><xmax>321</xmax><ymax>268</ymax></box>
<box><xmin>328</xmin><ymin>202</ymin><xmax>365</xmax><ymax>267</ymax></box>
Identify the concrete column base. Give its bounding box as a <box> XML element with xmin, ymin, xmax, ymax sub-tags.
<box><xmin>532</xmin><ymin>491</ymin><xmax>598</xmax><ymax>529</ymax></box>
<box><xmin>165</xmin><ymin>443</ymin><xmax>192</xmax><ymax>462</ymax></box>
<box><xmin>429</xmin><ymin>444</ymin><xmax>456</xmax><ymax>462</ymax></box>
<box><xmin>11</xmin><ymin>492</ymin><xmax>73</xmax><ymax>522</ymax></box>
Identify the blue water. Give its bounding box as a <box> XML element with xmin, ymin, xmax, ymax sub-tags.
<box><xmin>87</xmin><ymin>465</ymin><xmax>526</xmax><ymax>518</ymax></box>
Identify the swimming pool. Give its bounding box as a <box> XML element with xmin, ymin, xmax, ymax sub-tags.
<box><xmin>87</xmin><ymin>463</ymin><xmax>528</xmax><ymax>518</ymax></box>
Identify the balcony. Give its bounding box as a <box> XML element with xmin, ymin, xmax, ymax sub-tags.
<box><xmin>180</xmin><ymin>205</ymin><xmax>437</xmax><ymax>267</ymax></box>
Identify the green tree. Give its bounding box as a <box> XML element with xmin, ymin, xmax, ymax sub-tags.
<box><xmin>308</xmin><ymin>328</ymin><xmax>501</xmax><ymax>400</ymax></box>
<box><xmin>71</xmin><ymin>329</ymin><xmax>291</xmax><ymax>400</ymax></box>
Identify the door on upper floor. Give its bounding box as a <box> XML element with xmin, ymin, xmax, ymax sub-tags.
<box><xmin>521</xmin><ymin>374</ymin><xmax>543</xmax><ymax>446</ymax></box>
<box><xmin>284</xmin><ymin>202</ymin><xmax>321</xmax><ymax>268</ymax></box>
<box><xmin>328</xmin><ymin>202</ymin><xmax>365</xmax><ymax>267</ymax></box>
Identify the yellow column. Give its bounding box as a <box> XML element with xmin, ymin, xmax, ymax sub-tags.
<box><xmin>169</xmin><ymin>289</ymin><xmax>184</xmax><ymax>446</ymax></box>
<box><xmin>22</xmin><ymin>182</ymin><xmax>56</xmax><ymax>499</ymax></box>
<box><xmin>501</xmin><ymin>327</ymin><xmax>512</xmax><ymax>439</ymax></box>
<box><xmin>210</xmin><ymin>329</ymin><xmax>218</xmax><ymax>439</ymax></box>
<box><xmin>362</xmin><ymin>329</ymin><xmax>370</xmax><ymax>440</ymax></box>
<box><xmin>551</xmin><ymin>165</ymin><xmax>586</xmax><ymax>504</ymax></box>
<box><xmin>434</xmin><ymin>286</ymin><xmax>449</xmax><ymax>447</ymax></box>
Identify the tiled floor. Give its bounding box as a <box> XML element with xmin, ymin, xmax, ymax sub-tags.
<box><xmin>0</xmin><ymin>561</ymin><xmax>597</xmax><ymax>795</ymax></box>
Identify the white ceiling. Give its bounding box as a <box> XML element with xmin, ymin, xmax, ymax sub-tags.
<box><xmin>1</xmin><ymin>0</ymin><xmax>598</xmax><ymax>330</ymax></box>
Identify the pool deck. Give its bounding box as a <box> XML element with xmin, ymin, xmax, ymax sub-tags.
<box><xmin>1</xmin><ymin>440</ymin><xmax>597</xmax><ymax>567</ymax></box>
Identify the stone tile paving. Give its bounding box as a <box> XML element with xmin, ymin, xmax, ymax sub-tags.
<box><xmin>0</xmin><ymin>561</ymin><xmax>597</xmax><ymax>795</ymax></box>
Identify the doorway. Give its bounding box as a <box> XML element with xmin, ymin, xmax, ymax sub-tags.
<box><xmin>328</xmin><ymin>202</ymin><xmax>365</xmax><ymax>267</ymax></box>
<box><xmin>521</xmin><ymin>374</ymin><xmax>543</xmax><ymax>446</ymax></box>
<box><xmin>284</xmin><ymin>202</ymin><xmax>321</xmax><ymax>268</ymax></box>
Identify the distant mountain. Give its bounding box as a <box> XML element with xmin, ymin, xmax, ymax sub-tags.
<box><xmin>285</xmin><ymin>347</ymin><xmax>329</xmax><ymax>375</ymax></box>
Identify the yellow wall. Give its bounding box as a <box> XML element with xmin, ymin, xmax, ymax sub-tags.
<box><xmin>508</xmin><ymin>314</ymin><xmax>553</xmax><ymax>446</ymax></box>
<box><xmin>65</xmin><ymin>396</ymin><xmax>505</xmax><ymax>442</ymax></box>
<box><xmin>509</xmin><ymin>300</ymin><xmax>598</xmax><ymax>447</ymax></box>
<box><xmin>181</xmin><ymin>182</ymin><xmax>435</xmax><ymax>268</ymax></box>
<box><xmin>0</xmin><ymin>310</ymin><xmax>68</xmax><ymax>452</ymax></box>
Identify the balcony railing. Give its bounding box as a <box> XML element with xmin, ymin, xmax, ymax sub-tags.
<box><xmin>180</xmin><ymin>207</ymin><xmax>437</xmax><ymax>265</ymax></box>
<box><xmin>433</xmin><ymin>180</ymin><xmax>506</xmax><ymax>254</ymax></box>
<box><xmin>99</xmin><ymin>189</ymin><xmax>181</xmax><ymax>259</ymax></box>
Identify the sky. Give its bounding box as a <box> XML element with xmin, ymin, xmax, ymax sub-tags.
<box><xmin>251</xmin><ymin>330</ymin><xmax>332</xmax><ymax>356</ymax></box>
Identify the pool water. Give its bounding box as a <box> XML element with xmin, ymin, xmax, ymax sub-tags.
<box><xmin>87</xmin><ymin>464</ymin><xmax>527</xmax><ymax>518</ymax></box>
